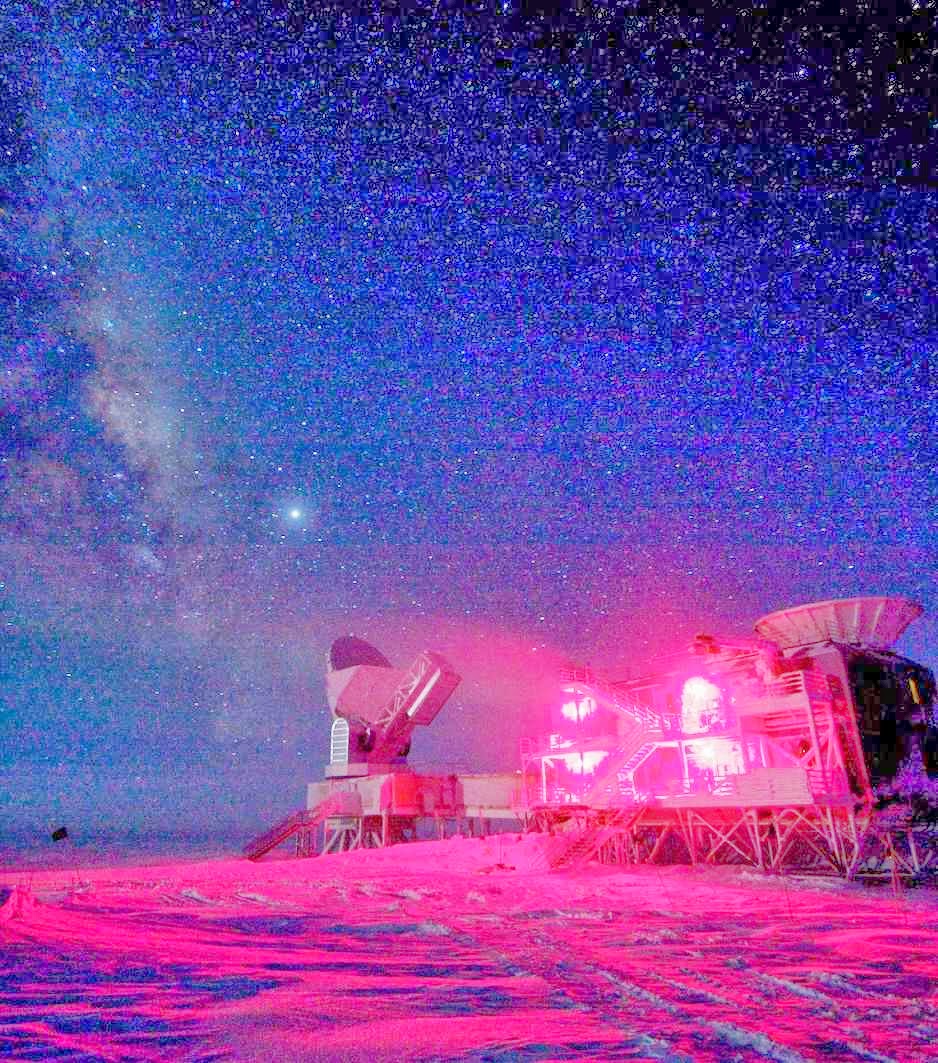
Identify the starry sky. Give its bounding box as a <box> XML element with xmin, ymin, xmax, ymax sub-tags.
<box><xmin>1</xmin><ymin>3</ymin><xmax>936</xmax><ymax>846</ymax></box>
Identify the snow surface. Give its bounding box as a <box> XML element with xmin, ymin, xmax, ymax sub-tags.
<box><xmin>1</xmin><ymin>833</ymin><xmax>936</xmax><ymax>1061</ymax></box>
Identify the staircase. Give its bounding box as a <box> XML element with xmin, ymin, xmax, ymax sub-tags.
<box><xmin>614</xmin><ymin>694</ymin><xmax>663</xmax><ymax>732</ymax></box>
<box><xmin>559</xmin><ymin>665</ymin><xmax>663</xmax><ymax>730</ymax></box>
<box><xmin>582</xmin><ymin>729</ymin><xmax>660</xmax><ymax>807</ymax></box>
<box><xmin>618</xmin><ymin>740</ymin><xmax>659</xmax><ymax>777</ymax></box>
<box><xmin>550</xmin><ymin>808</ymin><xmax>634</xmax><ymax>870</ymax></box>
<box><xmin>243</xmin><ymin>794</ymin><xmax>346</xmax><ymax>861</ymax></box>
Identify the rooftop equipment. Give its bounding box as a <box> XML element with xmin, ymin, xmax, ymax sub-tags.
<box><xmin>754</xmin><ymin>595</ymin><xmax>923</xmax><ymax>650</ymax></box>
<box><xmin>325</xmin><ymin>637</ymin><xmax>461</xmax><ymax>775</ymax></box>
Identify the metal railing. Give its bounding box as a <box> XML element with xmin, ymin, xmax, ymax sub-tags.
<box><xmin>242</xmin><ymin>792</ymin><xmax>351</xmax><ymax>861</ymax></box>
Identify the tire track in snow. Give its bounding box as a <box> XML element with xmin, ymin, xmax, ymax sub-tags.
<box><xmin>462</xmin><ymin>908</ymin><xmax>920</xmax><ymax>1063</ymax></box>
<box><xmin>591</xmin><ymin>917</ymin><xmax>926</xmax><ymax>1063</ymax></box>
<box><xmin>443</xmin><ymin>915</ymin><xmax>818</xmax><ymax>1063</ymax></box>
<box><xmin>583</xmin><ymin>955</ymin><xmax>907</xmax><ymax>1063</ymax></box>
<box><xmin>426</xmin><ymin>919</ymin><xmax>685</xmax><ymax>1061</ymax></box>
<box><xmin>657</xmin><ymin>952</ymin><xmax>911</xmax><ymax>1062</ymax></box>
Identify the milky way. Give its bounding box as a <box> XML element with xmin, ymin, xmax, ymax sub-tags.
<box><xmin>1</xmin><ymin>3</ymin><xmax>935</xmax><ymax>842</ymax></box>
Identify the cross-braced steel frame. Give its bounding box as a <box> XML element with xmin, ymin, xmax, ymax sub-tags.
<box><xmin>320</xmin><ymin>813</ymin><xmax>421</xmax><ymax>853</ymax></box>
<box><xmin>535</xmin><ymin>799</ymin><xmax>937</xmax><ymax>880</ymax></box>
<box><xmin>847</xmin><ymin>815</ymin><xmax>938</xmax><ymax>883</ymax></box>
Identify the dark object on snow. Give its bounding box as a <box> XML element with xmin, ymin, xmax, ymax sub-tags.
<box><xmin>51</xmin><ymin>826</ymin><xmax>68</xmax><ymax>842</ymax></box>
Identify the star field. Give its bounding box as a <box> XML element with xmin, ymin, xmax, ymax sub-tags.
<box><xmin>1</xmin><ymin>3</ymin><xmax>935</xmax><ymax>843</ymax></box>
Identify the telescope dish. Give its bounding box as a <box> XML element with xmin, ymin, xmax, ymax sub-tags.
<box><xmin>754</xmin><ymin>595</ymin><xmax>923</xmax><ymax>651</ymax></box>
<box><xmin>328</xmin><ymin>636</ymin><xmax>391</xmax><ymax>672</ymax></box>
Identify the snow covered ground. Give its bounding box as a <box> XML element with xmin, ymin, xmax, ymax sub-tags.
<box><xmin>1</xmin><ymin>833</ymin><xmax>936</xmax><ymax>1061</ymax></box>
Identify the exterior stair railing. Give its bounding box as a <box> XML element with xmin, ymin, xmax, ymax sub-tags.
<box><xmin>550</xmin><ymin>808</ymin><xmax>636</xmax><ymax>870</ymax></box>
<box><xmin>243</xmin><ymin>793</ymin><xmax>349</xmax><ymax>861</ymax></box>
<box><xmin>581</xmin><ymin>728</ymin><xmax>661</xmax><ymax>807</ymax></box>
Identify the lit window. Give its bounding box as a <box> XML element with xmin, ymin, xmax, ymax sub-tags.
<box><xmin>681</xmin><ymin>676</ymin><xmax>722</xmax><ymax>734</ymax></box>
<box><xmin>560</xmin><ymin>687</ymin><xmax>597</xmax><ymax>722</ymax></box>
<box><xmin>562</xmin><ymin>751</ymin><xmax>609</xmax><ymax>774</ymax></box>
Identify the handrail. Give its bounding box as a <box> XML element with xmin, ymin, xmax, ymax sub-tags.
<box><xmin>243</xmin><ymin>793</ymin><xmax>349</xmax><ymax>861</ymax></box>
<box><xmin>559</xmin><ymin>665</ymin><xmax>662</xmax><ymax>729</ymax></box>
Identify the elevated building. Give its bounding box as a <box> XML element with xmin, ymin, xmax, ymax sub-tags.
<box><xmin>521</xmin><ymin>596</ymin><xmax>937</xmax><ymax>878</ymax></box>
<box><xmin>245</xmin><ymin>596</ymin><xmax>935</xmax><ymax>880</ymax></box>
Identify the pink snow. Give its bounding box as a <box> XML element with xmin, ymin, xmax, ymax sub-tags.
<box><xmin>1</xmin><ymin>834</ymin><xmax>936</xmax><ymax>1061</ymax></box>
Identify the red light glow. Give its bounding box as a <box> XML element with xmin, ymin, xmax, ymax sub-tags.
<box><xmin>560</xmin><ymin>751</ymin><xmax>608</xmax><ymax>774</ymax></box>
<box><xmin>560</xmin><ymin>687</ymin><xmax>597</xmax><ymax>723</ymax></box>
<box><xmin>686</xmin><ymin>738</ymin><xmax>744</xmax><ymax>776</ymax></box>
<box><xmin>680</xmin><ymin>676</ymin><xmax>723</xmax><ymax>734</ymax></box>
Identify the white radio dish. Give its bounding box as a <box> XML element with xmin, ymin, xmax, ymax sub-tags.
<box><xmin>754</xmin><ymin>595</ymin><xmax>923</xmax><ymax>651</ymax></box>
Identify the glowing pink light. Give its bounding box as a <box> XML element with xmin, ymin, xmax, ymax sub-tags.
<box><xmin>560</xmin><ymin>688</ymin><xmax>596</xmax><ymax>722</ymax></box>
<box><xmin>691</xmin><ymin>738</ymin><xmax>723</xmax><ymax>768</ymax></box>
<box><xmin>681</xmin><ymin>676</ymin><xmax>722</xmax><ymax>734</ymax></box>
<box><xmin>561</xmin><ymin>751</ymin><xmax>608</xmax><ymax>774</ymax></box>
<box><xmin>688</xmin><ymin>738</ymin><xmax>744</xmax><ymax>775</ymax></box>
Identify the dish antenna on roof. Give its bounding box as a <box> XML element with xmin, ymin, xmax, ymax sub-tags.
<box><xmin>754</xmin><ymin>595</ymin><xmax>923</xmax><ymax>651</ymax></box>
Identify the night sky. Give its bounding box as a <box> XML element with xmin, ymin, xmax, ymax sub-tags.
<box><xmin>2</xmin><ymin>3</ymin><xmax>935</xmax><ymax>845</ymax></box>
